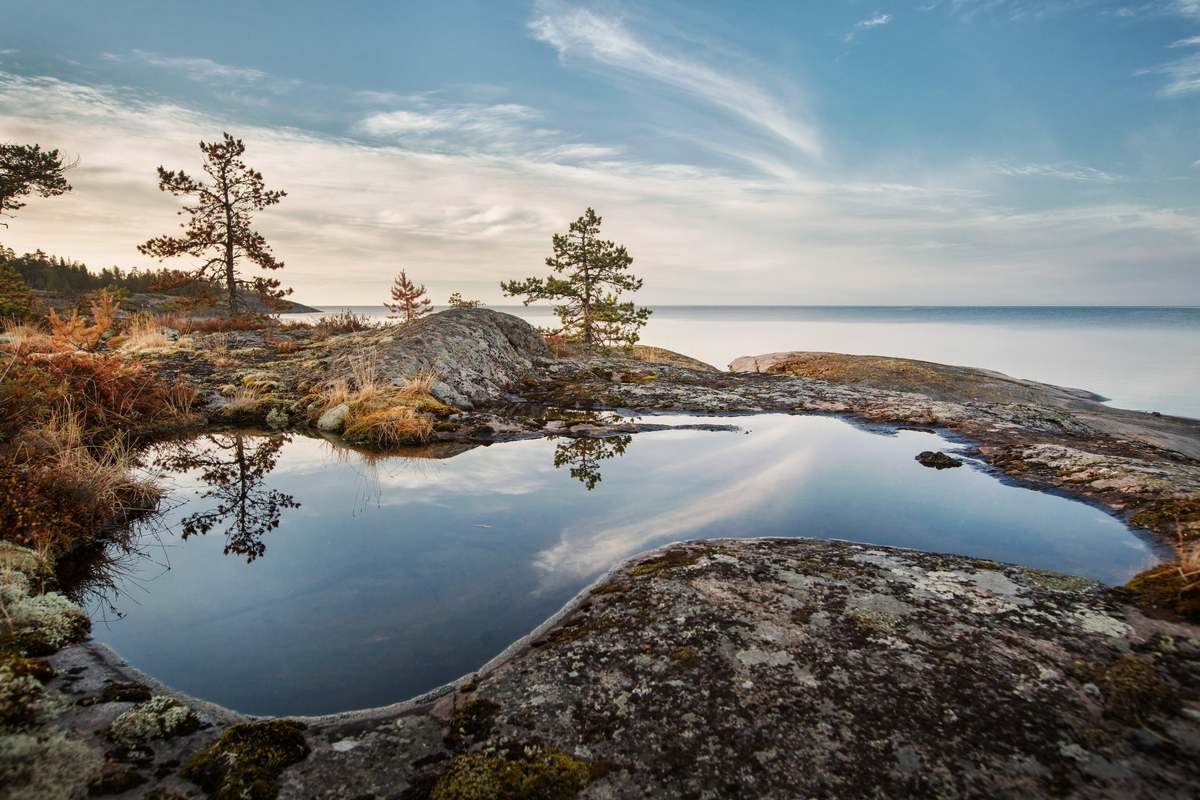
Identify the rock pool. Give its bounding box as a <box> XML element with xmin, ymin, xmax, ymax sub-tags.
<box><xmin>75</xmin><ymin>414</ymin><xmax>1157</xmax><ymax>716</ymax></box>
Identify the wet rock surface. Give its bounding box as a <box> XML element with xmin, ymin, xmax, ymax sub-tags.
<box><xmin>33</xmin><ymin>540</ymin><xmax>1199</xmax><ymax>799</ymax></box>
<box><xmin>21</xmin><ymin>309</ymin><xmax>1200</xmax><ymax>798</ymax></box>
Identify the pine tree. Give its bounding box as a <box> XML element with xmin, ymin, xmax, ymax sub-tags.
<box><xmin>502</xmin><ymin>208</ymin><xmax>650</xmax><ymax>352</ymax></box>
<box><xmin>138</xmin><ymin>133</ymin><xmax>290</xmax><ymax>315</ymax></box>
<box><xmin>1</xmin><ymin>143</ymin><xmax>75</xmax><ymax>227</ymax></box>
<box><xmin>447</xmin><ymin>292</ymin><xmax>483</xmax><ymax>308</ymax></box>
<box><xmin>384</xmin><ymin>269</ymin><xmax>433</xmax><ymax>322</ymax></box>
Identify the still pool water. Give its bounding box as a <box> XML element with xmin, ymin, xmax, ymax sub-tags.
<box><xmin>80</xmin><ymin>415</ymin><xmax>1158</xmax><ymax>717</ymax></box>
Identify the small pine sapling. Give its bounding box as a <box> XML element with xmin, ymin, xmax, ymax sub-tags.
<box><xmin>384</xmin><ymin>270</ymin><xmax>433</xmax><ymax>322</ymax></box>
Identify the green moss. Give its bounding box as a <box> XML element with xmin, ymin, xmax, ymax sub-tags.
<box><xmin>180</xmin><ymin>719</ymin><xmax>310</xmax><ymax>800</ymax></box>
<box><xmin>589</xmin><ymin>583</ymin><xmax>631</xmax><ymax>595</ymax></box>
<box><xmin>1</xmin><ymin>668</ymin><xmax>59</xmax><ymax>731</ymax></box>
<box><xmin>78</xmin><ymin>682</ymin><xmax>152</xmax><ymax>707</ymax></box>
<box><xmin>0</xmin><ymin>655</ymin><xmax>54</xmax><ymax>685</ymax></box>
<box><xmin>1130</xmin><ymin>497</ymin><xmax>1200</xmax><ymax>538</ymax></box>
<box><xmin>542</xmin><ymin>615</ymin><xmax>615</xmax><ymax>645</ymax></box>
<box><xmin>1069</xmin><ymin>657</ymin><xmax>1178</xmax><ymax>725</ymax></box>
<box><xmin>1014</xmin><ymin>567</ymin><xmax>1099</xmax><ymax>594</ymax></box>
<box><xmin>445</xmin><ymin>698</ymin><xmax>501</xmax><ymax>748</ymax></box>
<box><xmin>1125</xmin><ymin>564</ymin><xmax>1200</xmax><ymax>622</ymax></box>
<box><xmin>671</xmin><ymin>647</ymin><xmax>698</xmax><ymax>663</ymax></box>
<box><xmin>431</xmin><ymin>748</ymin><xmax>590</xmax><ymax>800</ymax></box>
<box><xmin>628</xmin><ymin>549</ymin><xmax>705</xmax><ymax>577</ymax></box>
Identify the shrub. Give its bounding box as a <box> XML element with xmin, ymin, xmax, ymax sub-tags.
<box><xmin>46</xmin><ymin>288</ymin><xmax>119</xmax><ymax>353</ymax></box>
<box><xmin>0</xmin><ymin>420</ymin><xmax>160</xmax><ymax>557</ymax></box>
<box><xmin>311</xmin><ymin>310</ymin><xmax>376</xmax><ymax>339</ymax></box>
<box><xmin>1</xmin><ymin>353</ymin><xmax>195</xmax><ymax>436</ymax></box>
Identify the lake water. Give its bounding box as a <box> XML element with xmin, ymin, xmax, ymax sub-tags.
<box><xmin>79</xmin><ymin>415</ymin><xmax>1156</xmax><ymax>717</ymax></box>
<box><xmin>290</xmin><ymin>306</ymin><xmax>1200</xmax><ymax>420</ymax></box>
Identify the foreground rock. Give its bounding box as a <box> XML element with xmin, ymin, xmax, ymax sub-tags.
<box><xmin>43</xmin><ymin>539</ymin><xmax>1199</xmax><ymax>799</ymax></box>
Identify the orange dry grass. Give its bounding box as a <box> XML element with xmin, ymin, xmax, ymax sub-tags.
<box><xmin>349</xmin><ymin>346</ymin><xmax>382</xmax><ymax>401</ymax></box>
<box><xmin>227</xmin><ymin>387</ymin><xmax>262</xmax><ymax>413</ymax></box>
<box><xmin>2</xmin><ymin>410</ymin><xmax>161</xmax><ymax>557</ymax></box>
<box><xmin>117</xmin><ymin>316</ymin><xmax>171</xmax><ymax>352</ymax></box>
<box><xmin>400</xmin><ymin>370</ymin><xmax>436</xmax><ymax>396</ymax></box>
<box><xmin>343</xmin><ymin>406</ymin><xmax>435</xmax><ymax>446</ymax></box>
<box><xmin>1</xmin><ymin>321</ymin><xmax>55</xmax><ymax>356</ymax></box>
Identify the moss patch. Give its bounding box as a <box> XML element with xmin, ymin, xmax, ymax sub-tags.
<box><xmin>430</xmin><ymin>747</ymin><xmax>590</xmax><ymax>800</ymax></box>
<box><xmin>628</xmin><ymin>549</ymin><xmax>706</xmax><ymax>578</ymax></box>
<box><xmin>589</xmin><ymin>583</ymin><xmax>631</xmax><ymax>595</ymax></box>
<box><xmin>78</xmin><ymin>682</ymin><xmax>152</xmax><ymax>707</ymax></box>
<box><xmin>1014</xmin><ymin>567</ymin><xmax>1099</xmax><ymax>594</ymax></box>
<box><xmin>1130</xmin><ymin>497</ymin><xmax>1200</xmax><ymax>539</ymax></box>
<box><xmin>180</xmin><ymin>719</ymin><xmax>310</xmax><ymax>800</ymax></box>
<box><xmin>1070</xmin><ymin>656</ymin><xmax>1178</xmax><ymax>725</ymax></box>
<box><xmin>445</xmin><ymin>698</ymin><xmax>501</xmax><ymax>748</ymax></box>
<box><xmin>1125</xmin><ymin>564</ymin><xmax>1200</xmax><ymax>622</ymax></box>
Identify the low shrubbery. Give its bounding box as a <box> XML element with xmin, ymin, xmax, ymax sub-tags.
<box><xmin>0</xmin><ymin>338</ymin><xmax>198</xmax><ymax>560</ymax></box>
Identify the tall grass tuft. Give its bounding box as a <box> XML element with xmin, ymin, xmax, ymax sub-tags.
<box><xmin>342</xmin><ymin>406</ymin><xmax>435</xmax><ymax>446</ymax></box>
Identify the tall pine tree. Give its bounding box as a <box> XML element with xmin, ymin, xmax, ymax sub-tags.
<box><xmin>138</xmin><ymin>133</ymin><xmax>290</xmax><ymax>315</ymax></box>
<box><xmin>502</xmin><ymin>208</ymin><xmax>650</xmax><ymax>352</ymax></box>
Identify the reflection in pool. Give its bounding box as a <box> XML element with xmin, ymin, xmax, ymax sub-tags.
<box><xmin>75</xmin><ymin>415</ymin><xmax>1157</xmax><ymax>716</ymax></box>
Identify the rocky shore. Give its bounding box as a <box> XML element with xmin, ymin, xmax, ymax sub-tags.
<box><xmin>8</xmin><ymin>308</ymin><xmax>1199</xmax><ymax>799</ymax></box>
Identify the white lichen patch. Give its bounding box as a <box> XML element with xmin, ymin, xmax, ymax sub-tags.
<box><xmin>0</xmin><ymin>669</ymin><xmax>66</xmax><ymax>730</ymax></box>
<box><xmin>1070</xmin><ymin>608</ymin><xmax>1133</xmax><ymax>640</ymax></box>
<box><xmin>6</xmin><ymin>589</ymin><xmax>90</xmax><ymax>650</ymax></box>
<box><xmin>106</xmin><ymin>696</ymin><xmax>200</xmax><ymax>746</ymax></box>
<box><xmin>0</xmin><ymin>730</ymin><xmax>104</xmax><ymax>800</ymax></box>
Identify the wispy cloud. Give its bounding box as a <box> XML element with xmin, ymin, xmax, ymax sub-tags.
<box><xmin>1170</xmin><ymin>35</ymin><xmax>1200</xmax><ymax>46</ymax></box>
<box><xmin>1137</xmin><ymin>49</ymin><xmax>1200</xmax><ymax>96</ymax></box>
<box><xmin>992</xmin><ymin>161</ymin><xmax>1123</xmax><ymax>182</ymax></box>
<box><xmin>528</xmin><ymin>0</ymin><xmax>821</xmax><ymax>158</ymax></box>
<box><xmin>0</xmin><ymin>70</ymin><xmax>1196</xmax><ymax>306</ymax></box>
<box><xmin>844</xmin><ymin>13</ymin><xmax>892</xmax><ymax>43</ymax></box>
<box><xmin>105</xmin><ymin>50</ymin><xmax>268</xmax><ymax>84</ymax></box>
<box><xmin>354</xmin><ymin>102</ymin><xmax>621</xmax><ymax>161</ymax></box>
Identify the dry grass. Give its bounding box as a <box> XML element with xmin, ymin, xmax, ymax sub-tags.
<box><xmin>2</xmin><ymin>409</ymin><xmax>161</xmax><ymax>558</ymax></box>
<box><xmin>342</xmin><ymin>405</ymin><xmax>435</xmax><ymax>446</ymax></box>
<box><xmin>117</xmin><ymin>316</ymin><xmax>171</xmax><ymax>353</ymax></box>
<box><xmin>226</xmin><ymin>387</ymin><xmax>262</xmax><ymax>413</ymax></box>
<box><xmin>1127</xmin><ymin>524</ymin><xmax>1200</xmax><ymax>622</ymax></box>
<box><xmin>348</xmin><ymin>346</ymin><xmax>382</xmax><ymax>402</ymax></box>
<box><xmin>1</xmin><ymin>321</ymin><xmax>55</xmax><ymax>356</ymax></box>
<box><xmin>400</xmin><ymin>370</ymin><xmax>436</xmax><ymax>396</ymax></box>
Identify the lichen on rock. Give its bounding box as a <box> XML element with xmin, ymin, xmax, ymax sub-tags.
<box><xmin>106</xmin><ymin>696</ymin><xmax>201</xmax><ymax>747</ymax></box>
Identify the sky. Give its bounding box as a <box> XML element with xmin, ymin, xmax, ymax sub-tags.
<box><xmin>0</xmin><ymin>0</ymin><xmax>1198</xmax><ymax>305</ymax></box>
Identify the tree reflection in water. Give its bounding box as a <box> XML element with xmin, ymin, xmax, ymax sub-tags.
<box><xmin>551</xmin><ymin>435</ymin><xmax>632</xmax><ymax>491</ymax></box>
<box><xmin>153</xmin><ymin>432</ymin><xmax>299</xmax><ymax>562</ymax></box>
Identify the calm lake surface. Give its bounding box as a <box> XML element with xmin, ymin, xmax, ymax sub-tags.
<box><xmin>292</xmin><ymin>306</ymin><xmax>1200</xmax><ymax>420</ymax></box>
<box><xmin>82</xmin><ymin>415</ymin><xmax>1156</xmax><ymax>717</ymax></box>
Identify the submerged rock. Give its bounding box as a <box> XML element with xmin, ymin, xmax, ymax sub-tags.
<box><xmin>916</xmin><ymin>450</ymin><xmax>963</xmax><ymax>469</ymax></box>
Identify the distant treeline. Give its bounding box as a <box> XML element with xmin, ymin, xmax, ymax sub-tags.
<box><xmin>0</xmin><ymin>245</ymin><xmax>210</xmax><ymax>296</ymax></box>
